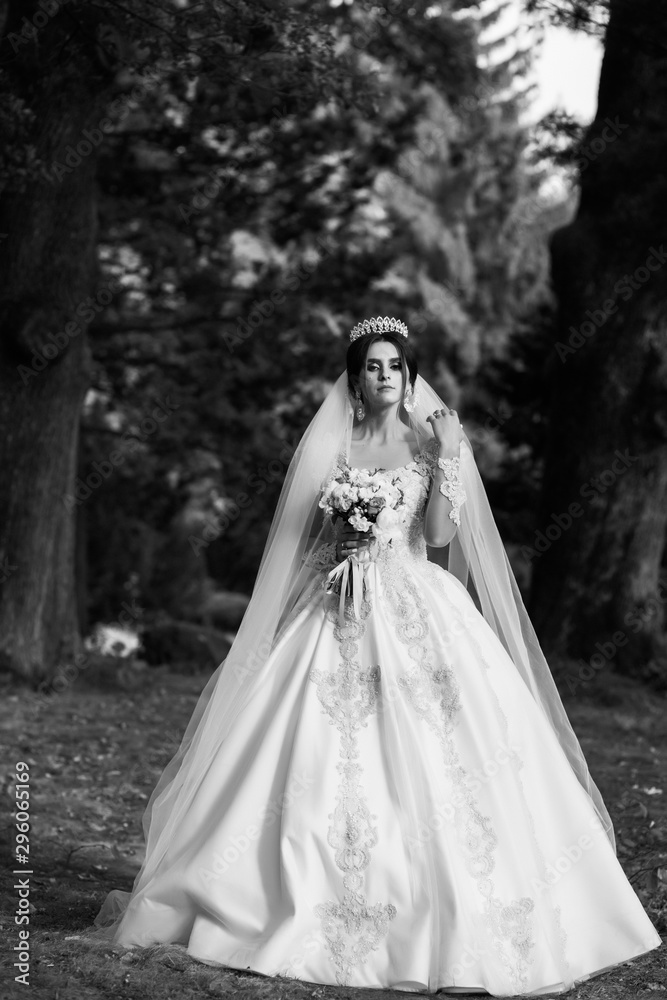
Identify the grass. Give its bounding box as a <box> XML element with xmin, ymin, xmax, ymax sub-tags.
<box><xmin>0</xmin><ymin>662</ymin><xmax>665</xmax><ymax>1000</ymax></box>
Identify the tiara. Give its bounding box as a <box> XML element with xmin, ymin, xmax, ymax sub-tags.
<box><xmin>349</xmin><ymin>316</ymin><xmax>408</xmax><ymax>342</ymax></box>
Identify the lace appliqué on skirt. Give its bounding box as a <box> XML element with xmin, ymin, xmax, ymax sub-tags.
<box><xmin>379</xmin><ymin>554</ymin><xmax>536</xmax><ymax>994</ymax></box>
<box><xmin>310</xmin><ymin>593</ymin><xmax>396</xmax><ymax>985</ymax></box>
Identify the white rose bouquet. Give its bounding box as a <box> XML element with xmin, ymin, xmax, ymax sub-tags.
<box><xmin>319</xmin><ymin>467</ymin><xmax>406</xmax><ymax>543</ymax></box>
<box><xmin>319</xmin><ymin>468</ymin><xmax>406</xmax><ymax>623</ymax></box>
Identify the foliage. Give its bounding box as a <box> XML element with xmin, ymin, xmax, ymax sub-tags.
<box><xmin>1</xmin><ymin>0</ymin><xmax>564</xmax><ymax>630</ymax></box>
<box><xmin>523</xmin><ymin>0</ymin><xmax>609</xmax><ymax>35</ymax></box>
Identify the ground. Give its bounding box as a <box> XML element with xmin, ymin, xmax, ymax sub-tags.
<box><xmin>0</xmin><ymin>662</ymin><xmax>665</xmax><ymax>1000</ymax></box>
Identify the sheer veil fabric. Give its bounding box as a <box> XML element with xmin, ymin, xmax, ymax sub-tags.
<box><xmin>93</xmin><ymin>369</ymin><xmax>614</xmax><ymax>937</ymax></box>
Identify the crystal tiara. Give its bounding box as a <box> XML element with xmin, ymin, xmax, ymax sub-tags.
<box><xmin>349</xmin><ymin>316</ymin><xmax>409</xmax><ymax>342</ymax></box>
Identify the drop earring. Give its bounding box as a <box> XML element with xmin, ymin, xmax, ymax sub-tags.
<box><xmin>403</xmin><ymin>384</ymin><xmax>419</xmax><ymax>412</ymax></box>
<box><xmin>355</xmin><ymin>392</ymin><xmax>365</xmax><ymax>421</ymax></box>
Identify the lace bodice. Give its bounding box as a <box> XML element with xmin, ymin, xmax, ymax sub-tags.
<box><xmin>323</xmin><ymin>438</ymin><xmax>440</xmax><ymax>566</ymax></box>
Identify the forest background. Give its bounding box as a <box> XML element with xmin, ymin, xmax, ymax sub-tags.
<box><xmin>0</xmin><ymin>0</ymin><xmax>666</xmax><ymax>694</ymax></box>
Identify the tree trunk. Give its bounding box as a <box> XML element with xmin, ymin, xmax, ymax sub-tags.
<box><xmin>0</xmin><ymin>2</ymin><xmax>115</xmax><ymax>684</ymax></box>
<box><xmin>528</xmin><ymin>0</ymin><xmax>667</xmax><ymax>687</ymax></box>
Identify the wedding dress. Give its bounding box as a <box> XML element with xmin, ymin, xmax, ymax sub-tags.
<box><xmin>95</xmin><ymin>433</ymin><xmax>661</xmax><ymax>995</ymax></box>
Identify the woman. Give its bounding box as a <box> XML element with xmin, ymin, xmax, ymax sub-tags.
<box><xmin>93</xmin><ymin>317</ymin><xmax>661</xmax><ymax>995</ymax></box>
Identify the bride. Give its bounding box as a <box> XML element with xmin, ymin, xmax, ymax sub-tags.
<box><xmin>93</xmin><ymin>317</ymin><xmax>661</xmax><ymax>995</ymax></box>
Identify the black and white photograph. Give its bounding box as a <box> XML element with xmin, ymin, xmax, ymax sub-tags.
<box><xmin>0</xmin><ymin>1</ymin><xmax>665</xmax><ymax>997</ymax></box>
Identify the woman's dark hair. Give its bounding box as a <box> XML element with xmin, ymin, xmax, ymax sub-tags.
<box><xmin>346</xmin><ymin>331</ymin><xmax>418</xmax><ymax>401</ymax></box>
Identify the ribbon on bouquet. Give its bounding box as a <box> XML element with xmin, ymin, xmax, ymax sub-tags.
<box><xmin>325</xmin><ymin>545</ymin><xmax>376</xmax><ymax>627</ymax></box>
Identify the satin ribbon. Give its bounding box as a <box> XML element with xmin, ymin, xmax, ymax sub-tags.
<box><xmin>325</xmin><ymin>546</ymin><xmax>376</xmax><ymax>627</ymax></box>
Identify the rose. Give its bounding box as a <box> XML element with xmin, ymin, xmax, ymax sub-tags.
<box><xmin>372</xmin><ymin>506</ymin><xmax>402</xmax><ymax>546</ymax></box>
<box><xmin>366</xmin><ymin>495</ymin><xmax>386</xmax><ymax>515</ymax></box>
<box><xmin>330</xmin><ymin>483</ymin><xmax>354</xmax><ymax>511</ymax></box>
<box><xmin>348</xmin><ymin>512</ymin><xmax>373</xmax><ymax>532</ymax></box>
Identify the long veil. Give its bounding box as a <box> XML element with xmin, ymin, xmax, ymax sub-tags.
<box><xmin>93</xmin><ymin>369</ymin><xmax>614</xmax><ymax>939</ymax></box>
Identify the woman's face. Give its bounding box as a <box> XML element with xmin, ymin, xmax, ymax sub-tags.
<box><xmin>357</xmin><ymin>339</ymin><xmax>405</xmax><ymax>410</ymax></box>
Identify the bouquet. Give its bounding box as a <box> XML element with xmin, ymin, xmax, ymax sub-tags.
<box><xmin>318</xmin><ymin>468</ymin><xmax>406</xmax><ymax>623</ymax></box>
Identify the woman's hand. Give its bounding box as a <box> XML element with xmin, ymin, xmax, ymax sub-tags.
<box><xmin>425</xmin><ymin>407</ymin><xmax>463</xmax><ymax>455</ymax></box>
<box><xmin>335</xmin><ymin>522</ymin><xmax>371</xmax><ymax>561</ymax></box>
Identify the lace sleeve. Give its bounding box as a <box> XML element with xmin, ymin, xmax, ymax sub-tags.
<box><xmin>419</xmin><ymin>437</ymin><xmax>440</xmax><ymax>474</ymax></box>
<box><xmin>436</xmin><ymin>454</ymin><xmax>466</xmax><ymax>526</ymax></box>
<box><xmin>420</xmin><ymin>438</ymin><xmax>466</xmax><ymax>526</ymax></box>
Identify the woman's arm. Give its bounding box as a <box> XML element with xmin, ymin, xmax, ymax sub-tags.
<box><xmin>422</xmin><ymin>408</ymin><xmax>465</xmax><ymax>548</ymax></box>
<box><xmin>422</xmin><ymin>441</ymin><xmax>461</xmax><ymax>548</ymax></box>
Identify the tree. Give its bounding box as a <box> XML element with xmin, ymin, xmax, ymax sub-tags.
<box><xmin>356</xmin><ymin>0</ymin><xmax>552</xmax><ymax>498</ymax></box>
<box><xmin>0</xmin><ymin>0</ymin><xmax>349</xmax><ymax>684</ymax></box>
<box><xmin>0</xmin><ymin>0</ymin><xmax>561</xmax><ymax>685</ymax></box>
<box><xmin>526</xmin><ymin>0</ymin><xmax>667</xmax><ymax>686</ymax></box>
<box><xmin>76</xmin><ymin>0</ymin><xmax>486</xmax><ymax>610</ymax></box>
<box><xmin>0</xmin><ymin>2</ymin><xmax>123</xmax><ymax>683</ymax></box>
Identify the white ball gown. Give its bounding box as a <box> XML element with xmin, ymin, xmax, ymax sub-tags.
<box><xmin>96</xmin><ymin>440</ymin><xmax>661</xmax><ymax>996</ymax></box>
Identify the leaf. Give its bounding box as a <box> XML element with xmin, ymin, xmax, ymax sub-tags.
<box><xmin>646</xmin><ymin>869</ymin><xmax>659</xmax><ymax>891</ymax></box>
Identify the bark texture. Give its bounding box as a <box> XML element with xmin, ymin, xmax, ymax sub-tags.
<box><xmin>528</xmin><ymin>0</ymin><xmax>667</xmax><ymax>686</ymax></box>
<box><xmin>0</xmin><ymin>2</ymin><xmax>116</xmax><ymax>683</ymax></box>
